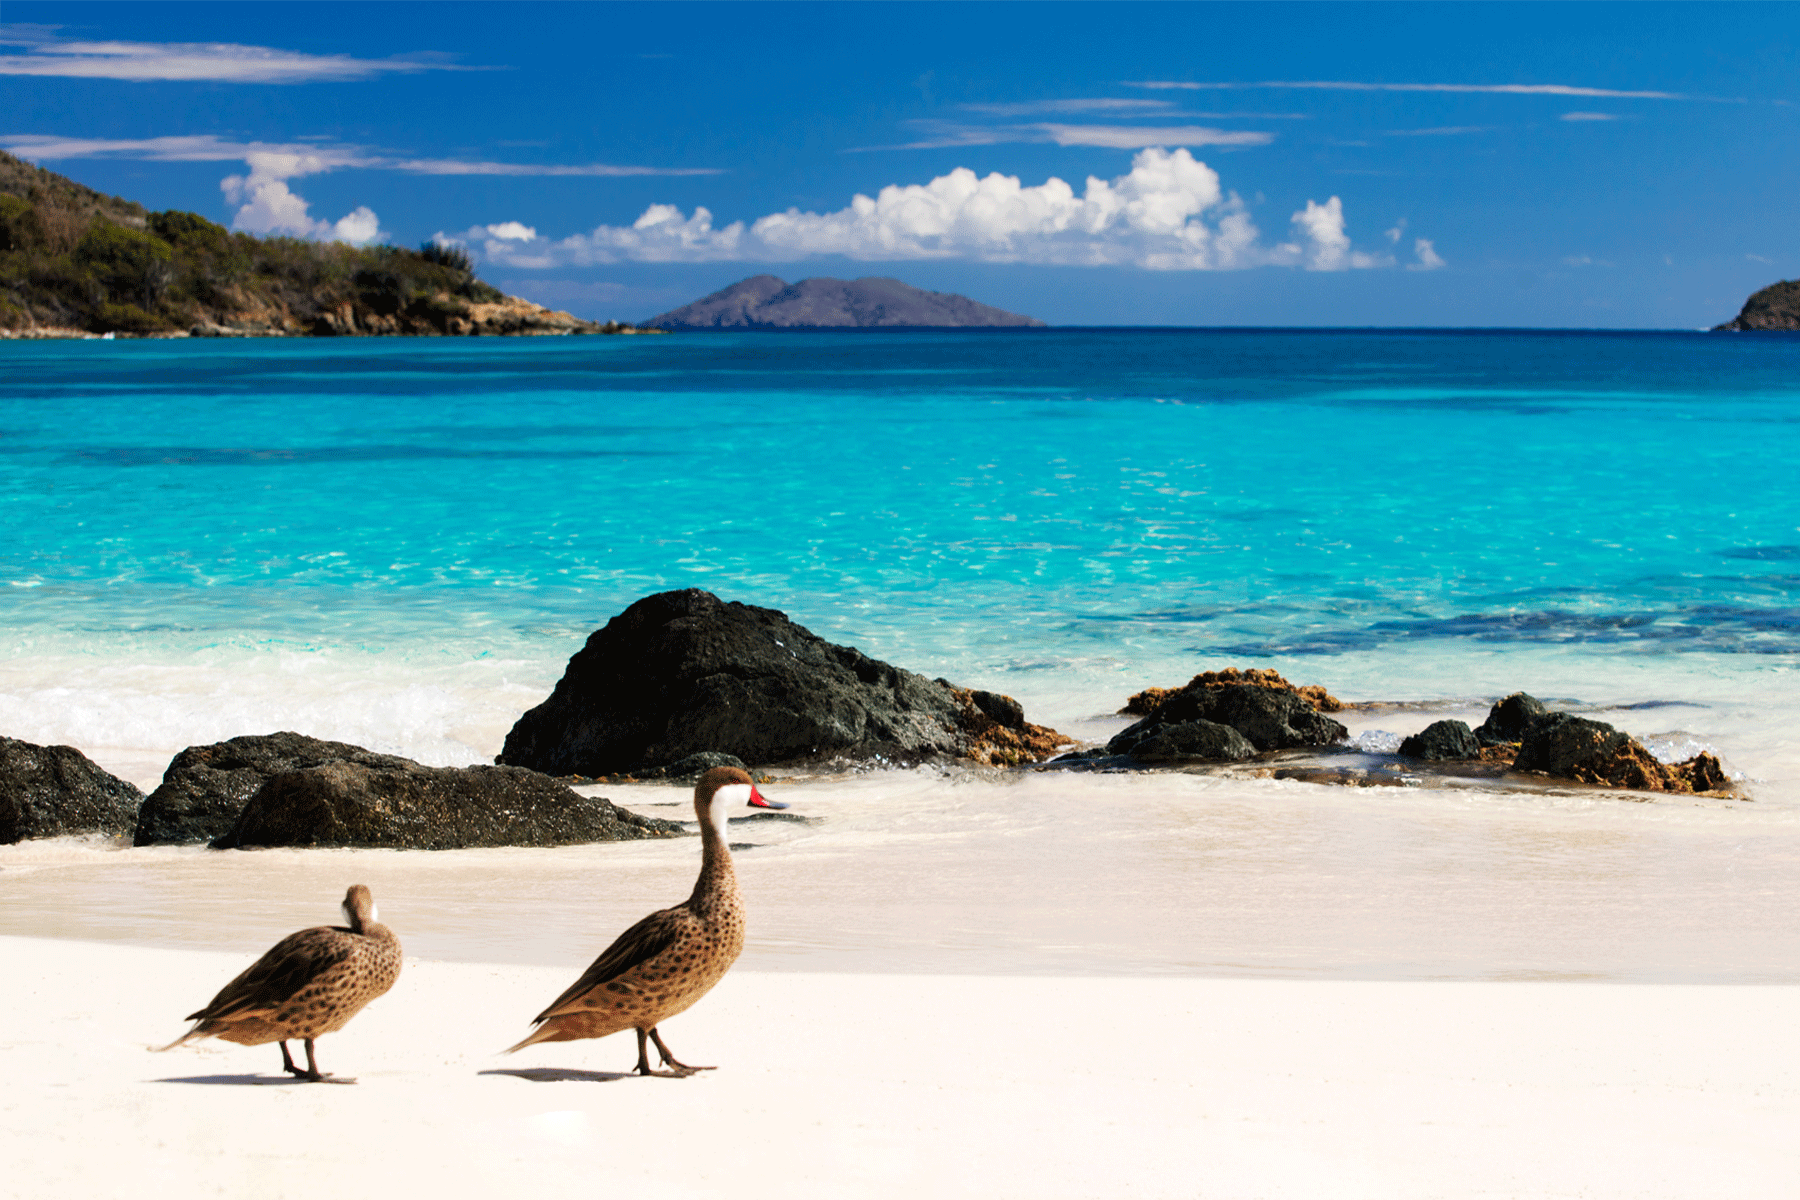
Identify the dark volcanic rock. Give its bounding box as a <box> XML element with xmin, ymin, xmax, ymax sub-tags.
<box><xmin>1513</xmin><ymin>713</ymin><xmax>1680</xmax><ymax>792</ymax></box>
<box><xmin>135</xmin><ymin>732</ymin><xmax>413</xmax><ymax>846</ymax></box>
<box><xmin>1399</xmin><ymin>719</ymin><xmax>1481</xmax><ymax>761</ymax></box>
<box><xmin>1474</xmin><ymin>692</ymin><xmax>1548</xmax><ymax>747</ymax></box>
<box><xmin>643</xmin><ymin>275</ymin><xmax>1045</xmax><ymax>329</ymax></box>
<box><xmin>1108</xmin><ymin>681</ymin><xmax>1348</xmax><ymax>759</ymax></box>
<box><xmin>1714</xmin><ymin>279</ymin><xmax>1800</xmax><ymax>331</ymax></box>
<box><xmin>0</xmin><ymin>736</ymin><xmax>143</xmax><ymax>843</ymax></box>
<box><xmin>214</xmin><ymin>761</ymin><xmax>682</xmax><ymax>850</ymax></box>
<box><xmin>1128</xmin><ymin>720</ymin><xmax>1256</xmax><ymax>763</ymax></box>
<box><xmin>497</xmin><ymin>589</ymin><xmax>1065</xmax><ymax>775</ymax></box>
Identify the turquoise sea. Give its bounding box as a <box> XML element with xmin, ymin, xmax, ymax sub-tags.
<box><xmin>4</xmin><ymin>329</ymin><xmax>1799</xmax><ymax>981</ymax></box>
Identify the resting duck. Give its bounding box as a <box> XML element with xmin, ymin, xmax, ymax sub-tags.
<box><xmin>159</xmin><ymin>884</ymin><xmax>402</xmax><ymax>1083</ymax></box>
<box><xmin>506</xmin><ymin>765</ymin><xmax>783</xmax><ymax>1075</ymax></box>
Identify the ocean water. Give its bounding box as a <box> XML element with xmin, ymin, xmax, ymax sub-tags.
<box><xmin>4</xmin><ymin>329</ymin><xmax>1799</xmax><ymax>981</ymax></box>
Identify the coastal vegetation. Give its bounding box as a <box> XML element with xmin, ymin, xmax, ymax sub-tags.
<box><xmin>0</xmin><ymin>150</ymin><xmax>626</xmax><ymax>337</ymax></box>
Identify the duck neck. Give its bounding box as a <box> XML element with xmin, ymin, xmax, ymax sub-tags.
<box><xmin>688</xmin><ymin>798</ymin><xmax>736</xmax><ymax>911</ymax></box>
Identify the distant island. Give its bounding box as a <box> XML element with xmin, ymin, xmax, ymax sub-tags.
<box><xmin>643</xmin><ymin>274</ymin><xmax>1045</xmax><ymax>330</ymax></box>
<box><xmin>1714</xmin><ymin>280</ymin><xmax>1800</xmax><ymax>331</ymax></box>
<box><xmin>0</xmin><ymin>150</ymin><xmax>648</xmax><ymax>339</ymax></box>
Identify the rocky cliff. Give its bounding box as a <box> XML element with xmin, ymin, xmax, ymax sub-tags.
<box><xmin>1714</xmin><ymin>279</ymin><xmax>1800</xmax><ymax>331</ymax></box>
<box><xmin>644</xmin><ymin>274</ymin><xmax>1044</xmax><ymax>329</ymax></box>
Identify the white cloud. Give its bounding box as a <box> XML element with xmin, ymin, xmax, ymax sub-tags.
<box><xmin>1289</xmin><ymin>197</ymin><xmax>1390</xmax><ymax>270</ymax></box>
<box><xmin>1129</xmin><ymin>79</ymin><xmax>1685</xmax><ymax>100</ymax></box>
<box><xmin>482</xmin><ymin>222</ymin><xmax>538</xmax><ymax>241</ymax></box>
<box><xmin>220</xmin><ymin>152</ymin><xmax>384</xmax><ymax>244</ymax></box>
<box><xmin>1409</xmin><ymin>238</ymin><xmax>1446</xmax><ymax>271</ymax></box>
<box><xmin>1560</xmin><ymin>111</ymin><xmax>1620</xmax><ymax>121</ymax></box>
<box><xmin>0</xmin><ymin>26</ymin><xmax>478</xmax><ymax>84</ymax></box>
<box><xmin>1385</xmin><ymin>218</ymin><xmax>1407</xmax><ymax>244</ymax></box>
<box><xmin>466</xmin><ymin>148</ymin><xmax>1398</xmax><ymax>274</ymax></box>
<box><xmin>1035</xmin><ymin>124</ymin><xmax>1273</xmax><ymax>149</ymax></box>
<box><xmin>860</xmin><ymin>120</ymin><xmax>1274</xmax><ymax>152</ymax></box>
<box><xmin>0</xmin><ymin>133</ymin><xmax>720</xmax><ymax>177</ymax></box>
<box><xmin>1385</xmin><ymin>126</ymin><xmax>1497</xmax><ymax>137</ymax></box>
<box><xmin>1746</xmin><ymin>253</ymin><xmax>1773</xmax><ymax>264</ymax></box>
<box><xmin>959</xmin><ymin>98</ymin><xmax>1176</xmax><ymax>117</ymax></box>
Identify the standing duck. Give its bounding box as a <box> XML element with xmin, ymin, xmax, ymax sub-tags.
<box><xmin>506</xmin><ymin>765</ymin><xmax>783</xmax><ymax>1075</ymax></box>
<box><xmin>159</xmin><ymin>884</ymin><xmax>402</xmax><ymax>1083</ymax></box>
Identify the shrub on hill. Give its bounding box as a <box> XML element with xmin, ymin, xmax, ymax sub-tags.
<box><xmin>0</xmin><ymin>149</ymin><xmax>512</xmax><ymax>334</ymax></box>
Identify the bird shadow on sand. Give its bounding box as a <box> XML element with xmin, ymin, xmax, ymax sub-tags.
<box><xmin>480</xmin><ymin>1067</ymin><xmax>638</xmax><ymax>1084</ymax></box>
<box><xmin>153</xmin><ymin>1073</ymin><xmax>322</xmax><ymax>1086</ymax></box>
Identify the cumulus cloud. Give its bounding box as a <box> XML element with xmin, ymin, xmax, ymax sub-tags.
<box><xmin>0</xmin><ymin>25</ymin><xmax>478</xmax><ymax>84</ymax></box>
<box><xmin>220</xmin><ymin>152</ymin><xmax>385</xmax><ymax>244</ymax></box>
<box><xmin>1409</xmin><ymin>238</ymin><xmax>1446</xmax><ymax>271</ymax></box>
<box><xmin>1289</xmin><ymin>197</ymin><xmax>1391</xmax><ymax>270</ymax></box>
<box><xmin>453</xmin><ymin>147</ymin><xmax>1399</xmax><ymax>273</ymax></box>
<box><xmin>0</xmin><ymin>133</ymin><xmax>721</xmax><ymax>248</ymax></box>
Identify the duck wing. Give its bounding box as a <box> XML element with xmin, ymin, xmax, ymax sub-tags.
<box><xmin>531</xmin><ymin>906</ymin><xmax>692</xmax><ymax>1022</ymax></box>
<box><xmin>185</xmin><ymin>926</ymin><xmax>352</xmax><ymax>1023</ymax></box>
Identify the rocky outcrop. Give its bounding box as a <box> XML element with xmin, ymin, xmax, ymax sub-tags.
<box><xmin>644</xmin><ymin>275</ymin><xmax>1045</xmax><ymax>329</ymax></box>
<box><xmin>134</xmin><ymin>732</ymin><xmax>414</xmax><ymax>846</ymax></box>
<box><xmin>1714</xmin><ymin>280</ymin><xmax>1800</xmax><ymax>331</ymax></box>
<box><xmin>308</xmin><ymin>296</ymin><xmax>650</xmax><ymax>338</ymax></box>
<box><xmin>1127</xmin><ymin>720</ymin><xmax>1256</xmax><ymax>763</ymax></box>
<box><xmin>1475</xmin><ymin>692</ymin><xmax>1548</xmax><ymax>747</ymax></box>
<box><xmin>1122</xmin><ymin>668</ymin><xmax>1343</xmax><ymax>717</ymax></box>
<box><xmin>214</xmin><ymin>761</ymin><xmax>682</xmax><ymax>850</ymax></box>
<box><xmin>497</xmin><ymin>589</ymin><xmax>1066</xmax><ymax>776</ymax></box>
<box><xmin>1513</xmin><ymin>712</ymin><xmax>1728</xmax><ymax>794</ymax></box>
<box><xmin>1398</xmin><ymin>719</ymin><xmax>1480</xmax><ymax>761</ymax></box>
<box><xmin>0</xmin><ymin>736</ymin><xmax>143</xmax><ymax>843</ymax></box>
<box><xmin>1106</xmin><ymin>678</ymin><xmax>1348</xmax><ymax>761</ymax></box>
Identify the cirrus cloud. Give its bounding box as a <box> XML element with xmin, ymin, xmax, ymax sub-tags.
<box><xmin>0</xmin><ymin>25</ymin><xmax>481</xmax><ymax>84</ymax></box>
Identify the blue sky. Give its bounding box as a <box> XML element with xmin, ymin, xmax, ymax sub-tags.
<box><xmin>2</xmin><ymin>1</ymin><xmax>1795</xmax><ymax>326</ymax></box>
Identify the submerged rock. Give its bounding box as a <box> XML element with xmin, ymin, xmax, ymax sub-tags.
<box><xmin>134</xmin><ymin>732</ymin><xmax>412</xmax><ymax>846</ymax></box>
<box><xmin>496</xmin><ymin>589</ymin><xmax>1066</xmax><ymax>776</ymax></box>
<box><xmin>214</xmin><ymin>761</ymin><xmax>683</xmax><ymax>850</ymax></box>
<box><xmin>1108</xmin><ymin>678</ymin><xmax>1348</xmax><ymax>761</ymax></box>
<box><xmin>0</xmin><ymin>736</ymin><xmax>143</xmax><ymax>843</ymax></box>
<box><xmin>1399</xmin><ymin>719</ymin><xmax>1481</xmax><ymax>762</ymax></box>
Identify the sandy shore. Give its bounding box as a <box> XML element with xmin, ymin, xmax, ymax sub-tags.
<box><xmin>3</xmin><ymin>935</ymin><xmax>1794</xmax><ymax>1199</ymax></box>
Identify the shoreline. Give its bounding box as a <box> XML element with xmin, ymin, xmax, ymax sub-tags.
<box><xmin>4</xmin><ymin>935</ymin><xmax>1794</xmax><ymax>1198</ymax></box>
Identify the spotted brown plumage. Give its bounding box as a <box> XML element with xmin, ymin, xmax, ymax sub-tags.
<box><xmin>505</xmin><ymin>765</ymin><xmax>784</xmax><ymax>1075</ymax></box>
<box><xmin>158</xmin><ymin>884</ymin><xmax>402</xmax><ymax>1083</ymax></box>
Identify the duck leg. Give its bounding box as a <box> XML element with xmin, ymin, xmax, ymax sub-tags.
<box><xmin>649</xmin><ymin>1027</ymin><xmax>714</xmax><ymax>1074</ymax></box>
<box><xmin>283</xmin><ymin>1037</ymin><xmax>355</xmax><ymax>1085</ymax></box>
<box><xmin>632</xmin><ymin>1027</ymin><xmax>703</xmax><ymax>1077</ymax></box>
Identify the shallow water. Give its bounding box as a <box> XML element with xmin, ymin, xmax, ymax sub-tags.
<box><xmin>3</xmin><ymin>331</ymin><xmax>1799</xmax><ymax>981</ymax></box>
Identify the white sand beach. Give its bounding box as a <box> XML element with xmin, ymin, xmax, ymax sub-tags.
<box><xmin>3</xmin><ymin>934</ymin><xmax>1794</xmax><ymax>1199</ymax></box>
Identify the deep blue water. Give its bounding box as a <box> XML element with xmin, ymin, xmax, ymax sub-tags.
<box><xmin>4</xmin><ymin>328</ymin><xmax>1800</xmax><ymax>747</ymax></box>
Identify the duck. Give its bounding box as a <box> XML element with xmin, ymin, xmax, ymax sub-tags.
<box><xmin>159</xmin><ymin>884</ymin><xmax>402</xmax><ymax>1083</ymax></box>
<box><xmin>506</xmin><ymin>764</ymin><xmax>784</xmax><ymax>1075</ymax></box>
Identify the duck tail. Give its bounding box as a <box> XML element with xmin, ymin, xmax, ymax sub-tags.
<box><xmin>155</xmin><ymin>1024</ymin><xmax>204</xmax><ymax>1053</ymax></box>
<box><xmin>503</xmin><ymin>1022</ymin><xmax>557</xmax><ymax>1055</ymax></box>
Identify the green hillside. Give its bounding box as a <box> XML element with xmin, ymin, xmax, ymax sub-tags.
<box><xmin>0</xmin><ymin>150</ymin><xmax>618</xmax><ymax>337</ymax></box>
